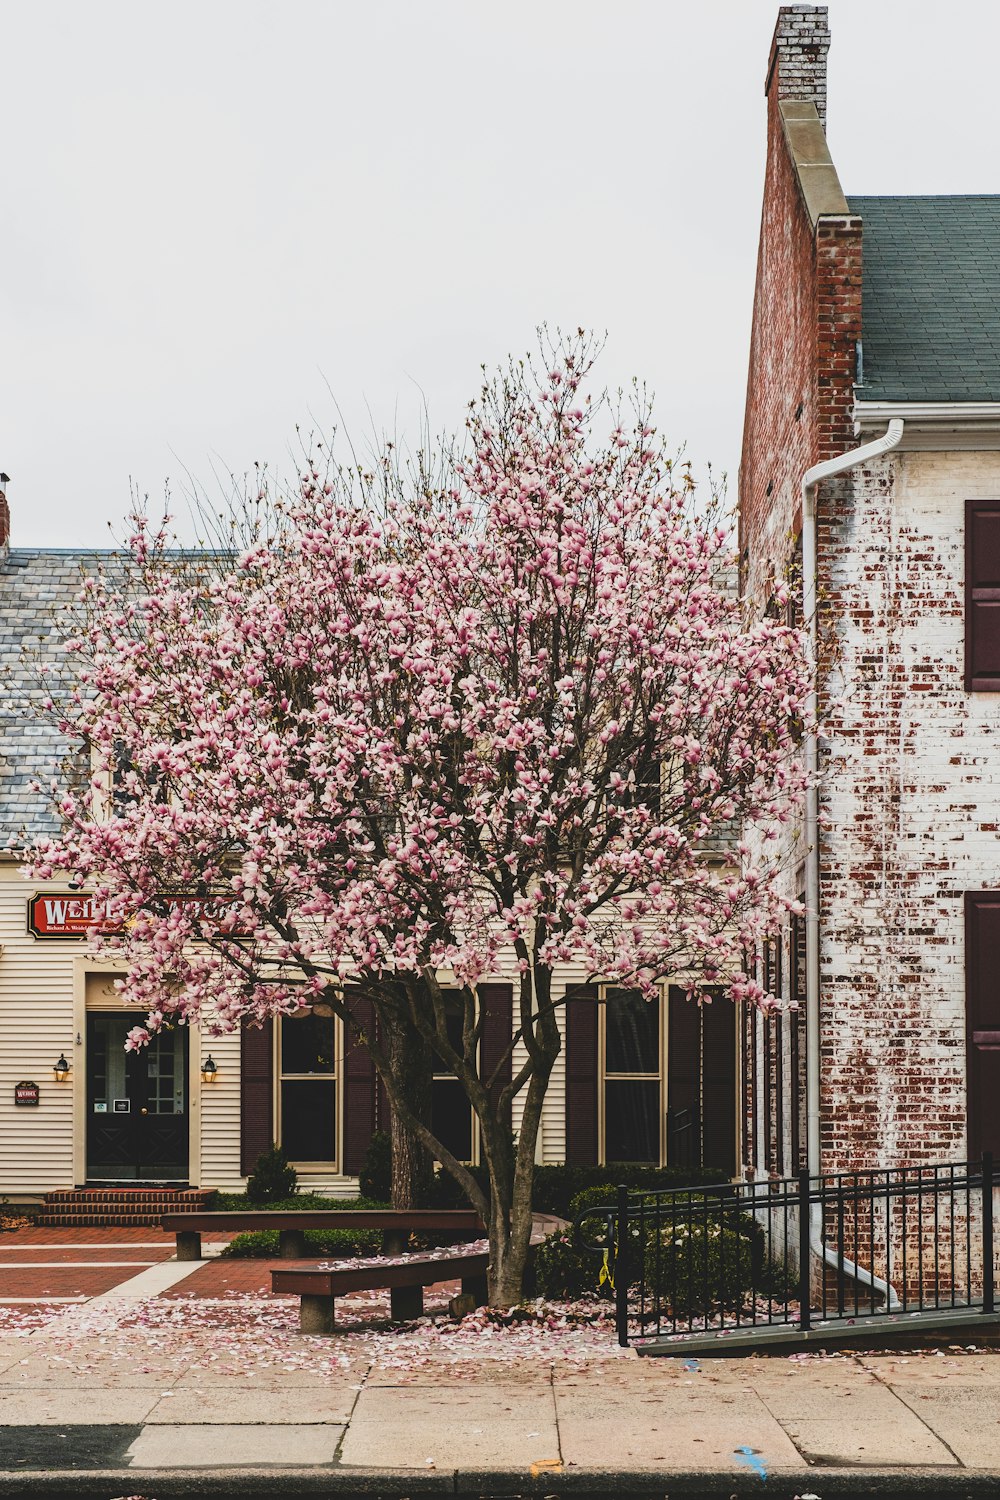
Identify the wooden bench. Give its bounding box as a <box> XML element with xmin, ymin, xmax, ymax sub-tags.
<box><xmin>272</xmin><ymin>1246</ymin><xmax>491</xmax><ymax>1332</ymax></box>
<box><xmin>271</xmin><ymin>1213</ymin><xmax>564</xmax><ymax>1333</ymax></box>
<box><xmin>159</xmin><ymin>1209</ymin><xmax>484</xmax><ymax>1262</ymax></box>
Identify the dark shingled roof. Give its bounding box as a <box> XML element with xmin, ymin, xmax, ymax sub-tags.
<box><xmin>848</xmin><ymin>195</ymin><xmax>1000</xmax><ymax>404</ymax></box>
<box><xmin>0</xmin><ymin>549</ymin><xmax>112</xmax><ymax>848</ymax></box>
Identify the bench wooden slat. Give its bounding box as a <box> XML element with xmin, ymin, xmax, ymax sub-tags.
<box><xmin>271</xmin><ymin>1249</ymin><xmax>489</xmax><ymax>1297</ymax></box>
<box><xmin>160</xmin><ymin>1210</ymin><xmax>484</xmax><ymax>1231</ymax></box>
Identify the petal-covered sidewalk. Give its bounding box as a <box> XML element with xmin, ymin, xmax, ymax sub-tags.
<box><xmin>3</xmin><ymin>1222</ymin><xmax>1000</xmax><ymax>1494</ymax></box>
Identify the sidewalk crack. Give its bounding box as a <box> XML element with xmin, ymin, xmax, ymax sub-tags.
<box><xmin>862</xmin><ymin>1357</ymin><xmax>967</xmax><ymax>1468</ymax></box>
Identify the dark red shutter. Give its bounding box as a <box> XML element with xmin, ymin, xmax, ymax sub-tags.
<box><xmin>564</xmin><ymin>984</ymin><xmax>599</xmax><ymax>1164</ymax></box>
<box><xmin>966</xmin><ymin>893</ymin><xmax>1000</xmax><ymax>1159</ymax></box>
<box><xmin>342</xmin><ymin>988</ymin><xmax>377</xmax><ymax>1175</ymax></box>
<box><xmin>965</xmin><ymin>500</ymin><xmax>1000</xmax><ymax>690</ymax></box>
<box><xmin>479</xmin><ymin>983</ymin><xmax>514</xmax><ymax>1122</ymax></box>
<box><xmin>668</xmin><ymin>985</ymin><xmax>699</xmax><ymax>1166</ymax></box>
<box><xmin>240</xmin><ymin>1019</ymin><xmax>273</xmax><ymax>1176</ymax></box>
<box><xmin>701</xmin><ymin>992</ymin><xmax>737</xmax><ymax>1177</ymax></box>
<box><xmin>668</xmin><ymin>986</ymin><xmax>737</xmax><ymax>1177</ymax></box>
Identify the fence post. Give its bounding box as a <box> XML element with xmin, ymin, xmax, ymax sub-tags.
<box><xmin>615</xmin><ymin>1184</ymin><xmax>630</xmax><ymax>1347</ymax></box>
<box><xmin>984</xmin><ymin>1152</ymin><xmax>994</xmax><ymax>1316</ymax></box>
<box><xmin>798</xmin><ymin>1169</ymin><xmax>812</xmax><ymax>1332</ymax></box>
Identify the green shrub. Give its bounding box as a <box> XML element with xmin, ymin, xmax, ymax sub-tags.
<box><xmin>532</xmin><ymin>1164</ymin><xmax>730</xmax><ymax>1219</ymax></box>
<box><xmin>358</xmin><ymin>1131</ymin><xmax>391</xmax><ymax>1203</ymax></box>
<box><xmin>207</xmin><ymin>1191</ymin><xmax>386</xmax><ymax>1212</ymax></box>
<box><xmin>567</xmin><ymin>1184</ymin><xmax>619</xmax><ymax>1224</ymax></box>
<box><xmin>642</xmin><ymin>1218</ymin><xmax>753</xmax><ymax>1318</ymax></box>
<box><xmin>534</xmin><ymin>1227</ymin><xmax>609</xmax><ymax>1300</ymax></box>
<box><xmin>220</xmin><ymin>1226</ymin><xmax>383</xmax><ymax>1259</ymax></box>
<box><xmin>245</xmin><ymin>1143</ymin><xmax>298</xmax><ymax>1204</ymax></box>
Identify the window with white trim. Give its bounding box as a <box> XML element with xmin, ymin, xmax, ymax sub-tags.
<box><xmin>431</xmin><ymin>995</ymin><xmax>476</xmax><ymax>1163</ymax></box>
<box><xmin>278</xmin><ymin>1011</ymin><xmax>338</xmax><ymax>1166</ymax></box>
<box><xmin>601</xmin><ymin>986</ymin><xmax>663</xmax><ymax>1164</ymax></box>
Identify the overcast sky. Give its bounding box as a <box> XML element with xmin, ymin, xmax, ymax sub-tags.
<box><xmin>3</xmin><ymin>0</ymin><xmax>998</xmax><ymax>548</ymax></box>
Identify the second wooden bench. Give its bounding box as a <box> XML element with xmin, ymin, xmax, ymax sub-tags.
<box><xmin>159</xmin><ymin>1209</ymin><xmax>485</xmax><ymax>1261</ymax></box>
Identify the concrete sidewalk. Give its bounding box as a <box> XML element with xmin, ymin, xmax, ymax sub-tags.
<box><xmin>3</xmin><ymin>1327</ymin><xmax>1000</xmax><ymax>1496</ymax></box>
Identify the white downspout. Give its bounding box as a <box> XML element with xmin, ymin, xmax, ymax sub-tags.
<box><xmin>801</xmin><ymin>418</ymin><xmax>904</xmax><ymax>1311</ymax></box>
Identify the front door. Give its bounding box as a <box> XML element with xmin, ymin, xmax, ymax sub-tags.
<box><xmin>86</xmin><ymin>1014</ymin><xmax>189</xmax><ymax>1181</ymax></box>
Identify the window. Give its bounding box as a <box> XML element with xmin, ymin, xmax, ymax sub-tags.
<box><xmin>431</xmin><ymin>995</ymin><xmax>476</xmax><ymax>1163</ymax></box>
<box><xmin>965</xmin><ymin>499</ymin><xmax>1000</xmax><ymax>690</ymax></box>
<box><xmin>278</xmin><ymin>1011</ymin><xmax>337</xmax><ymax>1165</ymax></box>
<box><xmin>602</xmin><ymin>987</ymin><xmax>662</xmax><ymax>1163</ymax></box>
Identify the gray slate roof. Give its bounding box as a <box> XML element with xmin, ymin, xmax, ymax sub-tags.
<box><xmin>0</xmin><ymin>549</ymin><xmax>112</xmax><ymax>849</ymax></box>
<box><xmin>849</xmin><ymin>196</ymin><xmax>1000</xmax><ymax>403</ymax></box>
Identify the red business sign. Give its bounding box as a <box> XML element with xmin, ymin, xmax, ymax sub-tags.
<box><xmin>14</xmin><ymin>1081</ymin><xmax>40</xmax><ymax>1106</ymax></box>
<box><xmin>27</xmin><ymin>893</ymin><xmax>247</xmax><ymax>939</ymax></box>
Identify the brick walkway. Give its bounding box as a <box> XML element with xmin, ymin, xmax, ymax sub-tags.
<box><xmin>0</xmin><ymin>1224</ymin><xmax>209</xmax><ymax>1304</ymax></box>
<box><xmin>0</xmin><ymin>1223</ymin><xmax>460</xmax><ymax>1318</ymax></box>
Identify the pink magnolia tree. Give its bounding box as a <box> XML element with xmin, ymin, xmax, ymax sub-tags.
<box><xmin>31</xmin><ymin>338</ymin><xmax>809</xmax><ymax>1305</ymax></box>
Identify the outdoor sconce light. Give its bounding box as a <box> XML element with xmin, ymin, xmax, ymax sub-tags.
<box><xmin>201</xmin><ymin>1054</ymin><xmax>219</xmax><ymax>1084</ymax></box>
<box><xmin>53</xmin><ymin>1053</ymin><xmax>71</xmax><ymax>1083</ymax></box>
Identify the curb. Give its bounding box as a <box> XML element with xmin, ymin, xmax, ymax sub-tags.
<box><xmin>1</xmin><ymin>1465</ymin><xmax>1000</xmax><ymax>1497</ymax></box>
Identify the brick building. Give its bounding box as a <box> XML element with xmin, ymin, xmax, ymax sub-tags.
<box><xmin>741</xmin><ymin>7</ymin><xmax>1000</xmax><ymax>1189</ymax></box>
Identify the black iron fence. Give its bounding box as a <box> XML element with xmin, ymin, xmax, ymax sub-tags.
<box><xmin>574</xmin><ymin>1156</ymin><xmax>996</xmax><ymax>1348</ymax></box>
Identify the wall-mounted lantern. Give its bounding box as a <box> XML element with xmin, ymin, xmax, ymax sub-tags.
<box><xmin>201</xmin><ymin>1054</ymin><xmax>219</xmax><ymax>1084</ymax></box>
<box><xmin>53</xmin><ymin>1053</ymin><xmax>71</xmax><ymax>1083</ymax></box>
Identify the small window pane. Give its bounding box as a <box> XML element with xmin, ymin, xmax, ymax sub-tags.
<box><xmin>281</xmin><ymin>1079</ymin><xmax>336</xmax><ymax>1161</ymax></box>
<box><xmin>432</xmin><ymin>1078</ymin><xmax>473</xmax><ymax>1162</ymax></box>
<box><xmin>605</xmin><ymin>989</ymin><xmax>659</xmax><ymax>1074</ymax></box>
<box><xmin>605</xmin><ymin>1079</ymin><xmax>660</xmax><ymax>1162</ymax></box>
<box><xmin>281</xmin><ymin>1013</ymin><xmax>335</xmax><ymax>1074</ymax></box>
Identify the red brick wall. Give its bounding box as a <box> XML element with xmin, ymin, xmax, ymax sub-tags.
<box><xmin>738</xmin><ymin>110</ymin><xmax>860</xmax><ymax>606</ymax></box>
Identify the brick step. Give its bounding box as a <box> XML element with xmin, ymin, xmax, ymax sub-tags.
<box><xmin>44</xmin><ymin>1189</ymin><xmax>211</xmax><ymax>1204</ymax></box>
<box><xmin>33</xmin><ymin>1212</ymin><xmax>174</xmax><ymax>1228</ymax></box>
<box><xmin>39</xmin><ymin>1187</ymin><xmax>213</xmax><ymax>1228</ymax></box>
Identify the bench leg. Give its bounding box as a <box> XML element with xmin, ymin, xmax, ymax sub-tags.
<box><xmin>176</xmin><ymin>1230</ymin><xmax>202</xmax><ymax>1261</ymax></box>
<box><xmin>279</xmin><ymin>1227</ymin><xmax>307</xmax><ymax>1259</ymax></box>
<box><xmin>460</xmin><ymin>1274</ymin><xmax>489</xmax><ymax>1307</ymax></box>
<box><xmin>390</xmin><ymin>1285</ymin><xmax>423</xmax><ymax>1321</ymax></box>
<box><xmin>300</xmin><ymin>1294</ymin><xmax>335</xmax><ymax>1335</ymax></box>
<box><xmin>381</xmin><ymin>1228</ymin><xmax>408</xmax><ymax>1256</ymax></box>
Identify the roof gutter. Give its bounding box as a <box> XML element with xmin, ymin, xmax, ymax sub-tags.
<box><xmin>801</xmin><ymin>418</ymin><xmax>905</xmax><ymax>1311</ymax></box>
<box><xmin>855</xmin><ymin>400</ymin><xmax>1000</xmax><ymax>429</ymax></box>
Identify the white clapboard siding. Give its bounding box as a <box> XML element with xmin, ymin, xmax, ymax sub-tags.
<box><xmin>0</xmin><ymin>867</ymin><xmax>78</xmax><ymax>1193</ymax></box>
<box><xmin>196</xmin><ymin>1028</ymin><xmax>243</xmax><ymax>1190</ymax></box>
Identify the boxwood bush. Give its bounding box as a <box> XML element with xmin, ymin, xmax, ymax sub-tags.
<box><xmin>220</xmin><ymin>1226</ymin><xmax>382</xmax><ymax>1259</ymax></box>
<box><xmin>642</xmin><ymin>1217</ymin><xmax>754</xmax><ymax>1318</ymax></box>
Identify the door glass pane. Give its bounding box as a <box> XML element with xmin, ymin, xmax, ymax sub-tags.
<box><xmin>281</xmin><ymin>1013</ymin><xmax>335</xmax><ymax>1074</ymax></box>
<box><xmin>146</xmin><ymin>1030</ymin><xmax>184</xmax><ymax>1114</ymax></box>
<box><xmin>605</xmin><ymin>1079</ymin><xmax>660</xmax><ymax>1162</ymax></box>
<box><xmin>605</xmin><ymin>989</ymin><xmax>659</xmax><ymax>1074</ymax></box>
<box><xmin>431</xmin><ymin>1078</ymin><xmax>473</xmax><ymax>1162</ymax></box>
<box><xmin>281</xmin><ymin>1080</ymin><xmax>336</xmax><ymax>1162</ymax></box>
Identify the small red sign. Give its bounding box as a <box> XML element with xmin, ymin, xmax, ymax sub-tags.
<box><xmin>27</xmin><ymin>893</ymin><xmax>247</xmax><ymax>939</ymax></box>
<box><xmin>14</xmin><ymin>1081</ymin><xmax>40</xmax><ymax>1106</ymax></box>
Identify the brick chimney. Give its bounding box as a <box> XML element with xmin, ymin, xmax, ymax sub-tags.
<box><xmin>766</xmin><ymin>5</ymin><xmax>832</xmax><ymax>129</ymax></box>
<box><xmin>0</xmin><ymin>474</ymin><xmax>9</xmax><ymax>556</ymax></box>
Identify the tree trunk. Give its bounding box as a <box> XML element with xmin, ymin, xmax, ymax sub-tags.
<box><xmin>479</xmin><ymin>1061</ymin><xmax>552</xmax><ymax>1307</ymax></box>
<box><xmin>385</xmin><ymin>1011</ymin><xmax>434</xmax><ymax>1210</ymax></box>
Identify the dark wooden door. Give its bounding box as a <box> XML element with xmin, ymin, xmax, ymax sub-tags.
<box><xmin>86</xmin><ymin>1014</ymin><xmax>189</xmax><ymax>1180</ymax></box>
